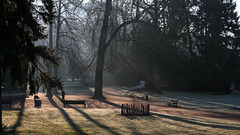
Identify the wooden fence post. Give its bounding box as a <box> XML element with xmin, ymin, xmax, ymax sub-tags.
<box><xmin>147</xmin><ymin>104</ymin><xmax>150</xmax><ymax>115</ymax></box>
<box><xmin>121</xmin><ymin>104</ymin><xmax>123</xmax><ymax>114</ymax></box>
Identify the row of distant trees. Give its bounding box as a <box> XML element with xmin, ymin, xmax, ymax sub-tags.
<box><xmin>83</xmin><ymin>0</ymin><xmax>240</xmax><ymax>95</ymax></box>
<box><xmin>1</xmin><ymin>0</ymin><xmax>240</xmax><ymax>98</ymax></box>
<box><xmin>38</xmin><ymin>0</ymin><xmax>240</xmax><ymax>95</ymax></box>
<box><xmin>124</xmin><ymin>0</ymin><xmax>240</xmax><ymax>93</ymax></box>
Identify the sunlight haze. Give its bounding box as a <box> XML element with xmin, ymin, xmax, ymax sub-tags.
<box><xmin>236</xmin><ymin>0</ymin><xmax>240</xmax><ymax>16</ymax></box>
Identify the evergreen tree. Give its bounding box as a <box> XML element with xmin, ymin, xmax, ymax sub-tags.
<box><xmin>128</xmin><ymin>0</ymin><xmax>240</xmax><ymax>92</ymax></box>
<box><xmin>0</xmin><ymin>0</ymin><xmax>62</xmax><ymax>131</ymax></box>
<box><xmin>194</xmin><ymin>0</ymin><xmax>240</xmax><ymax>92</ymax></box>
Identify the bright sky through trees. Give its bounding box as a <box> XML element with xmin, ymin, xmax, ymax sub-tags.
<box><xmin>236</xmin><ymin>0</ymin><xmax>240</xmax><ymax>15</ymax></box>
<box><xmin>82</xmin><ymin>0</ymin><xmax>240</xmax><ymax>19</ymax></box>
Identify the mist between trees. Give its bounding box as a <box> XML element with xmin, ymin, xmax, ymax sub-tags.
<box><xmin>35</xmin><ymin>0</ymin><xmax>240</xmax><ymax>95</ymax></box>
<box><xmin>36</xmin><ymin>0</ymin><xmax>239</xmax><ymax>94</ymax></box>
<box><xmin>2</xmin><ymin>0</ymin><xmax>240</xmax><ymax>98</ymax></box>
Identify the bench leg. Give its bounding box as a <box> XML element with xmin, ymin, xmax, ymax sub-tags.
<box><xmin>84</xmin><ymin>104</ymin><xmax>86</xmax><ymax>108</ymax></box>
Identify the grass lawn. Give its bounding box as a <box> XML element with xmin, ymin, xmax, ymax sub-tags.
<box><xmin>119</xmin><ymin>89</ymin><xmax>240</xmax><ymax>115</ymax></box>
<box><xmin>2</xmin><ymin>108</ymin><xmax>240</xmax><ymax>135</ymax></box>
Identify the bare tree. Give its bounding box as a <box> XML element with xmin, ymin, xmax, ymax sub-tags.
<box><xmin>92</xmin><ymin>0</ymin><xmax>141</xmax><ymax>99</ymax></box>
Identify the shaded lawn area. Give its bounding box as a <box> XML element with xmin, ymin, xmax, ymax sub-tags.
<box><xmin>119</xmin><ymin>89</ymin><xmax>240</xmax><ymax>114</ymax></box>
<box><xmin>2</xmin><ymin>108</ymin><xmax>240</xmax><ymax>135</ymax></box>
<box><xmin>63</xmin><ymin>81</ymin><xmax>240</xmax><ymax>114</ymax></box>
<box><xmin>2</xmin><ymin>84</ymin><xmax>240</xmax><ymax>134</ymax></box>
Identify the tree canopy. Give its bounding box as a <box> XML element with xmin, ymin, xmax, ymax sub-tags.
<box><xmin>0</xmin><ymin>0</ymin><xmax>63</xmax><ymax>95</ymax></box>
<box><xmin>80</xmin><ymin>0</ymin><xmax>240</xmax><ymax>95</ymax></box>
<box><xmin>126</xmin><ymin>0</ymin><xmax>240</xmax><ymax>93</ymax></box>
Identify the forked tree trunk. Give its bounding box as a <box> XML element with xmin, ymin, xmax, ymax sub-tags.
<box><xmin>92</xmin><ymin>0</ymin><xmax>140</xmax><ymax>98</ymax></box>
<box><xmin>92</xmin><ymin>0</ymin><xmax>112</xmax><ymax>99</ymax></box>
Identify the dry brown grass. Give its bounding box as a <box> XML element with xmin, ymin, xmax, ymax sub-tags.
<box><xmin>2</xmin><ymin>108</ymin><xmax>240</xmax><ymax>135</ymax></box>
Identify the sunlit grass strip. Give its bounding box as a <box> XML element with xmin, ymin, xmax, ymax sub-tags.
<box><xmin>2</xmin><ymin>108</ymin><xmax>240</xmax><ymax>135</ymax></box>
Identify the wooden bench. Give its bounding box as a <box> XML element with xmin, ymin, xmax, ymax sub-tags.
<box><xmin>138</xmin><ymin>94</ymin><xmax>149</xmax><ymax>101</ymax></box>
<box><xmin>62</xmin><ymin>90</ymin><xmax>86</xmax><ymax>108</ymax></box>
<box><xmin>167</xmin><ymin>99</ymin><xmax>179</xmax><ymax>106</ymax></box>
<box><xmin>63</xmin><ymin>100</ymin><xmax>86</xmax><ymax>108</ymax></box>
<box><xmin>2</xmin><ymin>100</ymin><xmax>12</xmax><ymax>108</ymax></box>
<box><xmin>138</xmin><ymin>94</ymin><xmax>145</xmax><ymax>99</ymax></box>
<box><xmin>126</xmin><ymin>92</ymin><xmax>134</xmax><ymax>98</ymax></box>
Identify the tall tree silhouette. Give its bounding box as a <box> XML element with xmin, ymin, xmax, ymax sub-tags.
<box><xmin>0</xmin><ymin>0</ymin><xmax>62</xmax><ymax>131</ymax></box>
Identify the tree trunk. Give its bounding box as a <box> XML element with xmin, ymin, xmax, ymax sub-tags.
<box><xmin>92</xmin><ymin>0</ymin><xmax>112</xmax><ymax>99</ymax></box>
<box><xmin>93</xmin><ymin>49</ymin><xmax>106</xmax><ymax>99</ymax></box>
<box><xmin>53</xmin><ymin>0</ymin><xmax>62</xmax><ymax>94</ymax></box>
<box><xmin>152</xmin><ymin>58</ymin><xmax>160</xmax><ymax>92</ymax></box>
<box><xmin>46</xmin><ymin>23</ymin><xmax>53</xmax><ymax>97</ymax></box>
<box><xmin>49</xmin><ymin>23</ymin><xmax>53</xmax><ymax>76</ymax></box>
<box><xmin>0</xmin><ymin>65</ymin><xmax>2</xmax><ymax>132</ymax></box>
<box><xmin>151</xmin><ymin>0</ymin><xmax>160</xmax><ymax>92</ymax></box>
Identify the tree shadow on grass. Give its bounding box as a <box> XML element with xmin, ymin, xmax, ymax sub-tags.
<box><xmin>151</xmin><ymin>112</ymin><xmax>240</xmax><ymax>130</ymax></box>
<box><xmin>47</xmin><ymin>97</ymin><xmax>86</xmax><ymax>134</ymax></box>
<box><xmin>98</xmin><ymin>99</ymin><xmax>121</xmax><ymax>108</ymax></box>
<box><xmin>53</xmin><ymin>93</ymin><xmax>64</xmax><ymax>103</ymax></box>
<box><xmin>71</xmin><ymin>106</ymin><xmax>120</xmax><ymax>135</ymax></box>
<box><xmin>54</xmin><ymin>94</ymin><xmax>143</xmax><ymax>135</ymax></box>
<box><xmin>55</xmin><ymin>91</ymin><xmax>121</xmax><ymax>109</ymax></box>
<box><xmin>9</xmin><ymin>97</ymin><xmax>26</xmax><ymax>132</ymax></box>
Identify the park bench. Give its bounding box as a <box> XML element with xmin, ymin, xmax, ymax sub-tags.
<box><xmin>62</xmin><ymin>90</ymin><xmax>86</xmax><ymax>108</ymax></box>
<box><xmin>2</xmin><ymin>99</ymin><xmax>12</xmax><ymax>108</ymax></box>
<box><xmin>138</xmin><ymin>94</ymin><xmax>149</xmax><ymax>101</ymax></box>
<box><xmin>63</xmin><ymin>100</ymin><xmax>86</xmax><ymax>108</ymax></box>
<box><xmin>126</xmin><ymin>92</ymin><xmax>134</xmax><ymax>97</ymax></box>
<box><xmin>167</xmin><ymin>99</ymin><xmax>179</xmax><ymax>107</ymax></box>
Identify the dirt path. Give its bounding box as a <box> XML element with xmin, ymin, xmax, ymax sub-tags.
<box><xmin>10</xmin><ymin>90</ymin><xmax>240</xmax><ymax>122</ymax></box>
